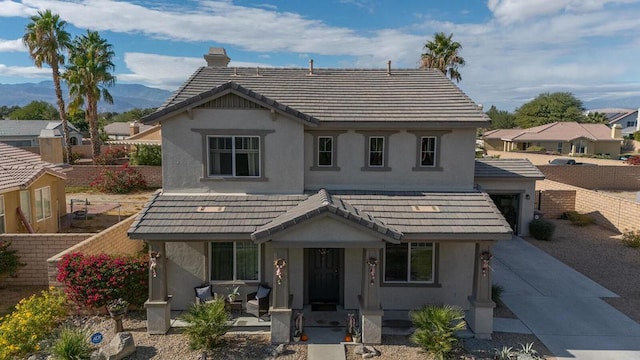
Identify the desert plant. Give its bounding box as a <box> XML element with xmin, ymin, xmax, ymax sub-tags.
<box><xmin>410</xmin><ymin>304</ymin><xmax>466</xmax><ymax>360</ymax></box>
<box><xmin>492</xmin><ymin>284</ymin><xmax>504</xmax><ymax>304</ymax></box>
<box><xmin>529</xmin><ymin>219</ymin><xmax>556</xmax><ymax>241</ymax></box>
<box><xmin>50</xmin><ymin>326</ymin><xmax>94</xmax><ymax>360</ymax></box>
<box><xmin>621</xmin><ymin>229</ymin><xmax>640</xmax><ymax>248</ymax></box>
<box><xmin>180</xmin><ymin>299</ymin><xmax>231</xmax><ymax>351</ymax></box>
<box><xmin>561</xmin><ymin>211</ymin><xmax>595</xmax><ymax>226</ymax></box>
<box><xmin>56</xmin><ymin>252</ymin><xmax>148</xmax><ymax>310</ymax></box>
<box><xmin>0</xmin><ymin>240</ymin><xmax>25</xmax><ymax>283</ymax></box>
<box><xmin>0</xmin><ymin>288</ymin><xmax>68</xmax><ymax>359</ymax></box>
<box><xmin>90</xmin><ymin>163</ymin><xmax>147</xmax><ymax>193</ymax></box>
<box><xmin>494</xmin><ymin>346</ymin><xmax>514</xmax><ymax>360</ymax></box>
<box><xmin>517</xmin><ymin>342</ymin><xmax>541</xmax><ymax>359</ymax></box>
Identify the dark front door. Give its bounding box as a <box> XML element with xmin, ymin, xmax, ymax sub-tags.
<box><xmin>307</xmin><ymin>248</ymin><xmax>340</xmax><ymax>304</ymax></box>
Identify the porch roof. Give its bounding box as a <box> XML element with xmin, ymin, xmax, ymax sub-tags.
<box><xmin>128</xmin><ymin>189</ymin><xmax>512</xmax><ymax>241</ymax></box>
<box><xmin>474</xmin><ymin>159</ymin><xmax>545</xmax><ymax>179</ymax></box>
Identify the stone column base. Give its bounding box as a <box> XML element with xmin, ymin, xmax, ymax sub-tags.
<box><xmin>145</xmin><ymin>300</ymin><xmax>171</xmax><ymax>335</ymax></box>
<box><xmin>359</xmin><ymin>298</ymin><xmax>383</xmax><ymax>345</ymax></box>
<box><xmin>467</xmin><ymin>296</ymin><xmax>495</xmax><ymax>339</ymax></box>
<box><xmin>270</xmin><ymin>308</ymin><xmax>292</xmax><ymax>344</ymax></box>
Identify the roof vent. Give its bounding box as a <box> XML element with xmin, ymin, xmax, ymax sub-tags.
<box><xmin>256</xmin><ymin>66</ymin><xmax>261</xmax><ymax>76</ymax></box>
<box><xmin>387</xmin><ymin>60</ymin><xmax>391</xmax><ymax>76</ymax></box>
<box><xmin>309</xmin><ymin>59</ymin><xmax>314</xmax><ymax>75</ymax></box>
<box><xmin>197</xmin><ymin>206</ymin><xmax>225</xmax><ymax>213</ymax></box>
<box><xmin>412</xmin><ymin>205</ymin><xmax>440</xmax><ymax>212</ymax></box>
<box><xmin>204</xmin><ymin>47</ymin><xmax>230</xmax><ymax>67</ymax></box>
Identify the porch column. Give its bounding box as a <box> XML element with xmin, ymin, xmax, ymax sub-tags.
<box><xmin>145</xmin><ymin>241</ymin><xmax>171</xmax><ymax>334</ymax></box>
<box><xmin>467</xmin><ymin>242</ymin><xmax>495</xmax><ymax>339</ymax></box>
<box><xmin>270</xmin><ymin>247</ymin><xmax>292</xmax><ymax>344</ymax></box>
<box><xmin>359</xmin><ymin>248</ymin><xmax>383</xmax><ymax>344</ymax></box>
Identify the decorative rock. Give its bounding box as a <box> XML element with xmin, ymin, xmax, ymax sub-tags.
<box><xmin>93</xmin><ymin>332</ymin><xmax>136</xmax><ymax>360</ymax></box>
<box><xmin>271</xmin><ymin>343</ymin><xmax>286</xmax><ymax>358</ymax></box>
<box><xmin>354</xmin><ymin>344</ymin><xmax>366</xmax><ymax>355</ymax></box>
<box><xmin>365</xmin><ymin>345</ymin><xmax>380</xmax><ymax>356</ymax></box>
<box><xmin>363</xmin><ymin>353</ymin><xmax>375</xmax><ymax>359</ymax></box>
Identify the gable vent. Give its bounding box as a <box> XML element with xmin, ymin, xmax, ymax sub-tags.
<box><xmin>197</xmin><ymin>206</ymin><xmax>225</xmax><ymax>213</ymax></box>
<box><xmin>412</xmin><ymin>205</ymin><xmax>440</xmax><ymax>212</ymax></box>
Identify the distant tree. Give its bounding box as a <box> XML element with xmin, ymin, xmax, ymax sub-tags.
<box><xmin>68</xmin><ymin>108</ymin><xmax>88</xmax><ymax>134</ymax></box>
<box><xmin>486</xmin><ymin>105</ymin><xmax>516</xmax><ymax>129</ymax></box>
<box><xmin>65</xmin><ymin>30</ymin><xmax>116</xmax><ymax>161</ymax></box>
<box><xmin>0</xmin><ymin>105</ymin><xmax>20</xmax><ymax>119</ymax></box>
<box><xmin>420</xmin><ymin>32</ymin><xmax>465</xmax><ymax>83</ymax></box>
<box><xmin>8</xmin><ymin>100</ymin><xmax>59</xmax><ymax>120</ymax></box>
<box><xmin>514</xmin><ymin>92</ymin><xmax>586</xmax><ymax>128</ymax></box>
<box><xmin>23</xmin><ymin>9</ymin><xmax>72</xmax><ymax>163</ymax></box>
<box><xmin>584</xmin><ymin>111</ymin><xmax>609</xmax><ymax>124</ymax></box>
<box><xmin>109</xmin><ymin>108</ymin><xmax>155</xmax><ymax>123</ymax></box>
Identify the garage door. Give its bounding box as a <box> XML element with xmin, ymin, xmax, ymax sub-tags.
<box><xmin>489</xmin><ymin>194</ymin><xmax>519</xmax><ymax>234</ymax></box>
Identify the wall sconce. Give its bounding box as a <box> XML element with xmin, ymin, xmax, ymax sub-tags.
<box><xmin>525</xmin><ymin>194</ymin><xmax>530</xmax><ymax>200</ymax></box>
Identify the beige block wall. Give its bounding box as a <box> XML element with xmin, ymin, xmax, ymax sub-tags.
<box><xmin>47</xmin><ymin>215</ymin><xmax>144</xmax><ymax>287</ymax></box>
<box><xmin>0</xmin><ymin>233</ymin><xmax>91</xmax><ymax>286</ymax></box>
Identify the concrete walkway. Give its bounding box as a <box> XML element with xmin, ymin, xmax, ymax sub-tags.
<box><xmin>493</xmin><ymin>236</ymin><xmax>640</xmax><ymax>359</ymax></box>
<box><xmin>308</xmin><ymin>344</ymin><xmax>346</xmax><ymax>360</ymax></box>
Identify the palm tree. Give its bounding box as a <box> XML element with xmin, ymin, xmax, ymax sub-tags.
<box><xmin>65</xmin><ymin>31</ymin><xmax>116</xmax><ymax>160</ymax></box>
<box><xmin>420</xmin><ymin>32</ymin><xmax>465</xmax><ymax>83</ymax></box>
<box><xmin>23</xmin><ymin>10</ymin><xmax>72</xmax><ymax>163</ymax></box>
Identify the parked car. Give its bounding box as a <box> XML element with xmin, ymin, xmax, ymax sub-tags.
<box><xmin>548</xmin><ymin>158</ymin><xmax>597</xmax><ymax>166</ymax></box>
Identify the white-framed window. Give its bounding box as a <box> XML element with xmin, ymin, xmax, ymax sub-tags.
<box><xmin>318</xmin><ymin>136</ymin><xmax>333</xmax><ymax>167</ymax></box>
<box><xmin>368</xmin><ymin>136</ymin><xmax>385</xmax><ymax>167</ymax></box>
<box><xmin>420</xmin><ymin>137</ymin><xmax>437</xmax><ymax>167</ymax></box>
<box><xmin>35</xmin><ymin>187</ymin><xmax>51</xmax><ymax>221</ymax></box>
<box><xmin>627</xmin><ymin>121</ymin><xmax>636</xmax><ymax>128</ymax></box>
<box><xmin>0</xmin><ymin>195</ymin><xmax>5</xmax><ymax>233</ymax></box>
<box><xmin>384</xmin><ymin>242</ymin><xmax>434</xmax><ymax>283</ymax></box>
<box><xmin>20</xmin><ymin>191</ymin><xmax>31</xmax><ymax>224</ymax></box>
<box><xmin>208</xmin><ymin>136</ymin><xmax>260</xmax><ymax>177</ymax></box>
<box><xmin>210</xmin><ymin>242</ymin><xmax>260</xmax><ymax>281</ymax></box>
<box><xmin>573</xmin><ymin>140</ymin><xmax>587</xmax><ymax>154</ymax></box>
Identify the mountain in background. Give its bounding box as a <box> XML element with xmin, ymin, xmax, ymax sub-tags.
<box><xmin>0</xmin><ymin>81</ymin><xmax>173</xmax><ymax>113</ymax></box>
<box><xmin>583</xmin><ymin>97</ymin><xmax>640</xmax><ymax>111</ymax></box>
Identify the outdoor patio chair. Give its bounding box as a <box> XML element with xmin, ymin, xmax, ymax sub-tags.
<box><xmin>194</xmin><ymin>284</ymin><xmax>216</xmax><ymax>304</ymax></box>
<box><xmin>246</xmin><ymin>283</ymin><xmax>271</xmax><ymax>318</ymax></box>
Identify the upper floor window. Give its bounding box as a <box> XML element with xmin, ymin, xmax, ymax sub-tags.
<box><xmin>20</xmin><ymin>191</ymin><xmax>31</xmax><ymax>224</ymax></box>
<box><xmin>384</xmin><ymin>242</ymin><xmax>435</xmax><ymax>283</ymax></box>
<box><xmin>210</xmin><ymin>241</ymin><xmax>259</xmax><ymax>282</ymax></box>
<box><xmin>35</xmin><ymin>186</ymin><xmax>51</xmax><ymax>221</ymax></box>
<box><xmin>627</xmin><ymin>121</ymin><xmax>636</xmax><ymax>128</ymax></box>
<box><xmin>318</xmin><ymin>136</ymin><xmax>333</xmax><ymax>167</ymax></box>
<box><xmin>0</xmin><ymin>195</ymin><xmax>5</xmax><ymax>233</ymax></box>
<box><xmin>369</xmin><ymin>137</ymin><xmax>385</xmax><ymax>167</ymax></box>
<box><xmin>208</xmin><ymin>136</ymin><xmax>260</xmax><ymax>177</ymax></box>
<box><xmin>409</xmin><ymin>130</ymin><xmax>449</xmax><ymax>172</ymax></box>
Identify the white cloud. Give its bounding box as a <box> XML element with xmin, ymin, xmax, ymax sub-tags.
<box><xmin>0</xmin><ymin>0</ymin><xmax>35</xmax><ymax>17</ymax></box>
<box><xmin>0</xmin><ymin>38</ymin><xmax>26</xmax><ymax>52</ymax></box>
<box><xmin>487</xmin><ymin>0</ymin><xmax>640</xmax><ymax>24</ymax></box>
<box><xmin>0</xmin><ymin>63</ymin><xmax>50</xmax><ymax>77</ymax></box>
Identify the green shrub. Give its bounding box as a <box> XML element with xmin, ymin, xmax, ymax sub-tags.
<box><xmin>529</xmin><ymin>219</ymin><xmax>556</xmax><ymax>240</ymax></box>
<box><xmin>561</xmin><ymin>211</ymin><xmax>595</xmax><ymax>226</ymax></box>
<box><xmin>56</xmin><ymin>253</ymin><xmax>148</xmax><ymax>310</ymax></box>
<box><xmin>410</xmin><ymin>304</ymin><xmax>466</xmax><ymax>360</ymax></box>
<box><xmin>90</xmin><ymin>164</ymin><xmax>147</xmax><ymax>193</ymax></box>
<box><xmin>492</xmin><ymin>284</ymin><xmax>504</xmax><ymax>304</ymax></box>
<box><xmin>0</xmin><ymin>288</ymin><xmax>68</xmax><ymax>359</ymax></box>
<box><xmin>0</xmin><ymin>240</ymin><xmax>25</xmax><ymax>282</ymax></box>
<box><xmin>129</xmin><ymin>144</ymin><xmax>162</xmax><ymax>166</ymax></box>
<box><xmin>50</xmin><ymin>326</ymin><xmax>94</xmax><ymax>360</ymax></box>
<box><xmin>180</xmin><ymin>299</ymin><xmax>231</xmax><ymax>351</ymax></box>
<box><xmin>621</xmin><ymin>229</ymin><xmax>640</xmax><ymax>248</ymax></box>
<box><xmin>525</xmin><ymin>146</ymin><xmax>545</xmax><ymax>152</ymax></box>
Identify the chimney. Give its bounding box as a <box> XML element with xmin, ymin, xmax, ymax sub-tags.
<box><xmin>38</xmin><ymin>129</ymin><xmax>64</xmax><ymax>165</ymax></box>
<box><xmin>612</xmin><ymin>124</ymin><xmax>622</xmax><ymax>139</ymax></box>
<box><xmin>130</xmin><ymin>121</ymin><xmax>140</xmax><ymax>137</ymax></box>
<box><xmin>204</xmin><ymin>47</ymin><xmax>230</xmax><ymax>67</ymax></box>
<box><xmin>308</xmin><ymin>59</ymin><xmax>314</xmax><ymax>75</ymax></box>
<box><xmin>387</xmin><ymin>60</ymin><xmax>391</xmax><ymax>76</ymax></box>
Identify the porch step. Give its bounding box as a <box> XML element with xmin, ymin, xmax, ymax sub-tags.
<box><xmin>308</xmin><ymin>344</ymin><xmax>346</xmax><ymax>360</ymax></box>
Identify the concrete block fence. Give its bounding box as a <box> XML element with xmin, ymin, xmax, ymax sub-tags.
<box><xmin>65</xmin><ymin>165</ymin><xmax>162</xmax><ymax>188</ymax></box>
<box><xmin>538</xmin><ymin>165</ymin><xmax>640</xmax><ymax>191</ymax></box>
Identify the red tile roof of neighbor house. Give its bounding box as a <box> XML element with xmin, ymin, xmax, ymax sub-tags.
<box><xmin>483</xmin><ymin>122</ymin><xmax>622</xmax><ymax>142</ymax></box>
<box><xmin>0</xmin><ymin>142</ymin><xmax>66</xmax><ymax>192</ymax></box>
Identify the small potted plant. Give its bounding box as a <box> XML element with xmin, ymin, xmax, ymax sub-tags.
<box><xmin>227</xmin><ymin>285</ymin><xmax>240</xmax><ymax>302</ymax></box>
<box><xmin>106</xmin><ymin>298</ymin><xmax>129</xmax><ymax>317</ymax></box>
<box><xmin>352</xmin><ymin>327</ymin><xmax>362</xmax><ymax>343</ymax></box>
<box><xmin>293</xmin><ymin>330</ymin><xmax>302</xmax><ymax>342</ymax></box>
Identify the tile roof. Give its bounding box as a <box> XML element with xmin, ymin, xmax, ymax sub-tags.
<box><xmin>142</xmin><ymin>67</ymin><xmax>489</xmax><ymax>125</ymax></box>
<box><xmin>474</xmin><ymin>159</ymin><xmax>545</xmax><ymax>179</ymax></box>
<box><xmin>0</xmin><ymin>142</ymin><xmax>66</xmax><ymax>192</ymax></box>
<box><xmin>483</xmin><ymin>122</ymin><xmax>621</xmax><ymax>142</ymax></box>
<box><xmin>0</xmin><ymin>120</ymin><xmax>80</xmax><ymax>137</ymax></box>
<box><xmin>128</xmin><ymin>189</ymin><xmax>512</xmax><ymax>241</ymax></box>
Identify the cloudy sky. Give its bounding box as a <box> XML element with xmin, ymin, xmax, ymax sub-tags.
<box><xmin>0</xmin><ymin>0</ymin><xmax>639</xmax><ymax>110</ymax></box>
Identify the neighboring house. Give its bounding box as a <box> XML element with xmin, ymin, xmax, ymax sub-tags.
<box><xmin>103</xmin><ymin>121</ymin><xmax>154</xmax><ymax>140</ymax></box>
<box><xmin>0</xmin><ymin>120</ymin><xmax>82</xmax><ymax>147</ymax></box>
<box><xmin>0</xmin><ymin>142</ymin><xmax>67</xmax><ymax>234</ymax></box>
<box><xmin>587</xmin><ymin>108</ymin><xmax>639</xmax><ymax>137</ymax></box>
<box><xmin>107</xmin><ymin>124</ymin><xmax>161</xmax><ymax>146</ymax></box>
<box><xmin>128</xmin><ymin>48</ymin><xmax>541</xmax><ymax>342</ymax></box>
<box><xmin>483</xmin><ymin>121</ymin><xmax>623</xmax><ymax>158</ymax></box>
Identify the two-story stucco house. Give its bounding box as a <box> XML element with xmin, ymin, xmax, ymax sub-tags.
<box><xmin>129</xmin><ymin>48</ymin><xmax>541</xmax><ymax>343</ymax></box>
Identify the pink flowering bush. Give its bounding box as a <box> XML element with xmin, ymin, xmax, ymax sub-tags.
<box><xmin>90</xmin><ymin>163</ymin><xmax>147</xmax><ymax>193</ymax></box>
<box><xmin>94</xmin><ymin>147</ymin><xmax>128</xmax><ymax>165</ymax></box>
<box><xmin>56</xmin><ymin>253</ymin><xmax>148</xmax><ymax>309</ymax></box>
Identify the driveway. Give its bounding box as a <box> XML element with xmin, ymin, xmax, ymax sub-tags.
<box><xmin>493</xmin><ymin>236</ymin><xmax>640</xmax><ymax>360</ymax></box>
